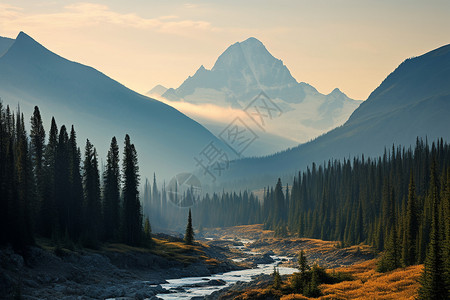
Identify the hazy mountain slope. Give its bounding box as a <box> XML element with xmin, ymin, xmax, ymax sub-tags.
<box><xmin>0</xmin><ymin>32</ymin><xmax>228</xmax><ymax>180</ymax></box>
<box><xmin>224</xmin><ymin>43</ymin><xmax>450</xmax><ymax>188</ymax></box>
<box><xmin>147</xmin><ymin>84</ymin><xmax>167</xmax><ymax>96</ymax></box>
<box><xmin>0</xmin><ymin>36</ymin><xmax>14</xmax><ymax>57</ymax></box>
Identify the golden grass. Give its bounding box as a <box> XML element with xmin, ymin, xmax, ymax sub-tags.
<box><xmin>37</xmin><ymin>236</ymin><xmax>215</xmax><ymax>265</ymax></box>
<box><xmin>223</xmin><ymin>259</ymin><xmax>422</xmax><ymax>299</ymax></box>
<box><xmin>280</xmin><ymin>294</ymin><xmax>309</xmax><ymax>300</ymax></box>
<box><xmin>209</xmin><ymin>224</ymin><xmax>274</xmax><ymax>240</ymax></box>
<box><xmin>230</xmin><ymin>287</ymin><xmax>283</xmax><ymax>300</ymax></box>
<box><xmin>319</xmin><ymin>259</ymin><xmax>422</xmax><ymax>300</ymax></box>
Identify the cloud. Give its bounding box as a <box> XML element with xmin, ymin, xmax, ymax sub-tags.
<box><xmin>0</xmin><ymin>2</ymin><xmax>216</xmax><ymax>35</ymax></box>
<box><xmin>0</xmin><ymin>4</ymin><xmax>22</xmax><ymax>19</ymax></box>
<box><xmin>148</xmin><ymin>93</ymin><xmax>247</xmax><ymax>126</ymax></box>
<box><xmin>184</xmin><ymin>3</ymin><xmax>201</xmax><ymax>9</ymax></box>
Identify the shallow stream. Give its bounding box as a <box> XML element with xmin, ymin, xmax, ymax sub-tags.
<box><xmin>155</xmin><ymin>240</ymin><xmax>296</xmax><ymax>299</ymax></box>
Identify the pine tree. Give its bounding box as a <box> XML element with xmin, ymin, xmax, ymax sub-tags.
<box><xmin>29</xmin><ymin>106</ymin><xmax>45</xmax><ymax>227</ymax></box>
<box><xmin>55</xmin><ymin>125</ymin><xmax>70</xmax><ymax>237</ymax></box>
<box><xmin>103</xmin><ymin>136</ymin><xmax>121</xmax><ymax>241</ymax></box>
<box><xmin>0</xmin><ymin>102</ymin><xmax>7</xmax><ymax>245</ymax></box>
<box><xmin>402</xmin><ymin>173</ymin><xmax>418</xmax><ymax>266</ymax></box>
<box><xmin>305</xmin><ymin>264</ymin><xmax>322</xmax><ymax>297</ymax></box>
<box><xmin>122</xmin><ymin>134</ymin><xmax>142</xmax><ymax>246</ymax></box>
<box><xmin>419</xmin><ymin>159</ymin><xmax>448</xmax><ymax>299</ymax></box>
<box><xmin>298</xmin><ymin>250</ymin><xmax>309</xmax><ymax>272</ymax></box>
<box><xmin>144</xmin><ymin>216</ymin><xmax>152</xmax><ymax>245</ymax></box>
<box><xmin>377</xmin><ymin>188</ymin><xmax>401</xmax><ymax>272</ymax></box>
<box><xmin>82</xmin><ymin>139</ymin><xmax>101</xmax><ymax>247</ymax></box>
<box><xmin>272</xmin><ymin>267</ymin><xmax>282</xmax><ymax>289</ymax></box>
<box><xmin>41</xmin><ymin>117</ymin><xmax>58</xmax><ymax>238</ymax></box>
<box><xmin>274</xmin><ymin>178</ymin><xmax>285</xmax><ymax>227</ymax></box>
<box><xmin>184</xmin><ymin>208</ymin><xmax>194</xmax><ymax>245</ymax></box>
<box><xmin>67</xmin><ymin>126</ymin><xmax>83</xmax><ymax>240</ymax></box>
<box><xmin>12</xmin><ymin>111</ymin><xmax>34</xmax><ymax>249</ymax></box>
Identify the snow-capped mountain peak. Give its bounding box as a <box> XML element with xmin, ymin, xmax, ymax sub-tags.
<box><xmin>153</xmin><ymin>37</ymin><xmax>362</xmax><ymax>155</ymax></box>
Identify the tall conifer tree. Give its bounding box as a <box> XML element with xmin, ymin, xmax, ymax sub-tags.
<box><xmin>83</xmin><ymin>139</ymin><xmax>101</xmax><ymax>247</ymax></box>
<box><xmin>41</xmin><ymin>117</ymin><xmax>58</xmax><ymax>237</ymax></box>
<box><xmin>122</xmin><ymin>134</ymin><xmax>141</xmax><ymax>246</ymax></box>
<box><xmin>419</xmin><ymin>159</ymin><xmax>448</xmax><ymax>299</ymax></box>
<box><xmin>30</xmin><ymin>106</ymin><xmax>45</xmax><ymax>226</ymax></box>
<box><xmin>68</xmin><ymin>125</ymin><xmax>83</xmax><ymax>239</ymax></box>
<box><xmin>184</xmin><ymin>208</ymin><xmax>194</xmax><ymax>245</ymax></box>
<box><xmin>103</xmin><ymin>136</ymin><xmax>121</xmax><ymax>241</ymax></box>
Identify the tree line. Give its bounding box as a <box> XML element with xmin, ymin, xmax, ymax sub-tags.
<box><xmin>0</xmin><ymin>104</ymin><xmax>146</xmax><ymax>251</ymax></box>
<box><xmin>141</xmin><ymin>177</ymin><xmax>262</xmax><ymax>231</ymax></box>
<box><xmin>262</xmin><ymin>138</ymin><xmax>450</xmax><ymax>298</ymax></box>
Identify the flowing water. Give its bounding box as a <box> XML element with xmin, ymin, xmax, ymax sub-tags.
<box><xmin>155</xmin><ymin>240</ymin><xmax>296</xmax><ymax>299</ymax></box>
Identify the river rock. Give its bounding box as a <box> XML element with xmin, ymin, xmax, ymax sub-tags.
<box><xmin>208</xmin><ymin>279</ymin><xmax>227</xmax><ymax>286</ymax></box>
<box><xmin>249</xmin><ymin>253</ymin><xmax>274</xmax><ymax>265</ymax></box>
<box><xmin>184</xmin><ymin>278</ymin><xmax>226</xmax><ymax>288</ymax></box>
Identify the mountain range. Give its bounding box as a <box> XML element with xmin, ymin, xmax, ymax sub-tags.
<box><xmin>148</xmin><ymin>37</ymin><xmax>362</xmax><ymax>156</ymax></box>
<box><xmin>0</xmin><ymin>32</ymin><xmax>229</xmax><ymax>181</ymax></box>
<box><xmin>1</xmin><ymin>32</ymin><xmax>448</xmax><ymax>191</ymax></box>
<box><xmin>223</xmin><ymin>43</ymin><xmax>450</xmax><ymax>189</ymax></box>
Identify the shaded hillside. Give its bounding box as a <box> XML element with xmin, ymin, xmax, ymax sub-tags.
<box><xmin>0</xmin><ymin>32</ymin><xmax>227</xmax><ymax>180</ymax></box>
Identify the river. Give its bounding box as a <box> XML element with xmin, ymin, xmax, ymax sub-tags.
<box><xmin>154</xmin><ymin>240</ymin><xmax>297</xmax><ymax>299</ymax></box>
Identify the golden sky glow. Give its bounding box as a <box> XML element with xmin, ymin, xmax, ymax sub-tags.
<box><xmin>1</xmin><ymin>0</ymin><xmax>449</xmax><ymax>100</ymax></box>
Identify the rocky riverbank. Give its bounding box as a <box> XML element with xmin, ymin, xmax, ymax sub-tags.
<box><xmin>0</xmin><ymin>236</ymin><xmax>243</xmax><ymax>300</ymax></box>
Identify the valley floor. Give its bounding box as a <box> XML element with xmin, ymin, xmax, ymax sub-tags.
<box><xmin>202</xmin><ymin>225</ymin><xmax>422</xmax><ymax>300</ymax></box>
<box><xmin>0</xmin><ymin>235</ymin><xmax>241</xmax><ymax>299</ymax></box>
<box><xmin>206</xmin><ymin>259</ymin><xmax>422</xmax><ymax>300</ymax></box>
<box><xmin>0</xmin><ymin>225</ymin><xmax>422</xmax><ymax>299</ymax></box>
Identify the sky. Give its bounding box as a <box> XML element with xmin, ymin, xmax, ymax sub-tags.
<box><xmin>1</xmin><ymin>0</ymin><xmax>449</xmax><ymax>100</ymax></box>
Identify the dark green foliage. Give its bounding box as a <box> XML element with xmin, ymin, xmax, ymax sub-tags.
<box><xmin>144</xmin><ymin>216</ymin><xmax>152</xmax><ymax>246</ymax></box>
<box><xmin>377</xmin><ymin>188</ymin><xmax>401</xmax><ymax>272</ymax></box>
<box><xmin>82</xmin><ymin>139</ymin><xmax>102</xmax><ymax>248</ymax></box>
<box><xmin>304</xmin><ymin>264</ymin><xmax>322</xmax><ymax>297</ymax></box>
<box><xmin>30</xmin><ymin>106</ymin><xmax>45</xmax><ymax>228</ymax></box>
<box><xmin>67</xmin><ymin>126</ymin><xmax>83</xmax><ymax>240</ymax></box>
<box><xmin>402</xmin><ymin>173</ymin><xmax>419</xmax><ymax>266</ymax></box>
<box><xmin>291</xmin><ymin>250</ymin><xmax>310</xmax><ymax>293</ymax></box>
<box><xmin>122</xmin><ymin>134</ymin><xmax>142</xmax><ymax>246</ymax></box>
<box><xmin>0</xmin><ymin>105</ymin><xmax>147</xmax><ymax>251</ymax></box>
<box><xmin>103</xmin><ymin>136</ymin><xmax>121</xmax><ymax>241</ymax></box>
<box><xmin>272</xmin><ymin>267</ymin><xmax>282</xmax><ymax>289</ymax></box>
<box><xmin>419</xmin><ymin>158</ymin><xmax>449</xmax><ymax>299</ymax></box>
<box><xmin>184</xmin><ymin>208</ymin><xmax>194</xmax><ymax>245</ymax></box>
<box><xmin>254</xmin><ymin>140</ymin><xmax>449</xmax><ymax>283</ymax></box>
<box><xmin>41</xmin><ymin>117</ymin><xmax>58</xmax><ymax>238</ymax></box>
<box><xmin>298</xmin><ymin>250</ymin><xmax>309</xmax><ymax>273</ymax></box>
<box><xmin>0</xmin><ymin>104</ymin><xmax>34</xmax><ymax>250</ymax></box>
<box><xmin>12</xmin><ymin>110</ymin><xmax>34</xmax><ymax>250</ymax></box>
<box><xmin>290</xmin><ymin>255</ymin><xmax>345</xmax><ymax>297</ymax></box>
<box><xmin>55</xmin><ymin>125</ymin><xmax>70</xmax><ymax>237</ymax></box>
